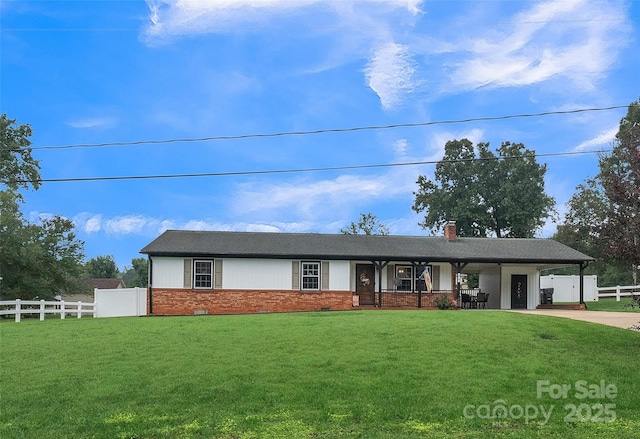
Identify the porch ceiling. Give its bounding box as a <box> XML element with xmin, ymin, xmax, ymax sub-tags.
<box><xmin>460</xmin><ymin>261</ymin><xmax>580</xmax><ymax>274</ymax></box>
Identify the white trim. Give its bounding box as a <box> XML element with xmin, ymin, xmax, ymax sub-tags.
<box><xmin>193</xmin><ymin>260</ymin><xmax>214</xmax><ymax>289</ymax></box>
<box><xmin>301</xmin><ymin>261</ymin><xmax>321</xmax><ymax>291</ymax></box>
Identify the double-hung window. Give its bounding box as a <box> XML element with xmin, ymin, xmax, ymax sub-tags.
<box><xmin>194</xmin><ymin>260</ymin><xmax>213</xmax><ymax>289</ymax></box>
<box><xmin>301</xmin><ymin>262</ymin><xmax>320</xmax><ymax>290</ymax></box>
<box><xmin>395</xmin><ymin>265</ymin><xmax>413</xmax><ymax>291</ymax></box>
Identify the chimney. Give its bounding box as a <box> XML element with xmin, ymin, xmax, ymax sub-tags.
<box><xmin>444</xmin><ymin>221</ymin><xmax>457</xmax><ymax>241</ymax></box>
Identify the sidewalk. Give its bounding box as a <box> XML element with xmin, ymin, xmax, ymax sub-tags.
<box><xmin>508</xmin><ymin>309</ymin><xmax>640</xmax><ymax>330</ymax></box>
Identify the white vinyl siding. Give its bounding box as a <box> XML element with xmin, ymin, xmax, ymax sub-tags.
<box><xmin>328</xmin><ymin>260</ymin><xmax>350</xmax><ymax>290</ymax></box>
<box><xmin>150</xmin><ymin>257</ymin><xmax>360</xmax><ymax>292</ymax></box>
<box><xmin>437</xmin><ymin>264</ymin><xmax>452</xmax><ymax>290</ymax></box>
<box><xmin>223</xmin><ymin>259</ymin><xmax>293</xmax><ymax>290</ymax></box>
<box><xmin>500</xmin><ymin>266</ymin><xmax>540</xmax><ymax>310</ymax></box>
<box><xmin>151</xmin><ymin>257</ymin><xmax>185</xmax><ymax>288</ymax></box>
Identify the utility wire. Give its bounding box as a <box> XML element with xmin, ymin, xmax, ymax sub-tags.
<box><xmin>7</xmin><ymin>149</ymin><xmax>612</xmax><ymax>185</ymax></box>
<box><xmin>21</xmin><ymin>105</ymin><xmax>628</xmax><ymax>151</ymax></box>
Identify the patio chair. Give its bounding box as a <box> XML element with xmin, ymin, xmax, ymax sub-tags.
<box><xmin>476</xmin><ymin>292</ymin><xmax>489</xmax><ymax>309</ymax></box>
<box><xmin>461</xmin><ymin>293</ymin><xmax>472</xmax><ymax>309</ymax></box>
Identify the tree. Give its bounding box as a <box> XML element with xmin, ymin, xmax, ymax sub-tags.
<box><xmin>340</xmin><ymin>212</ymin><xmax>389</xmax><ymax>235</ymax></box>
<box><xmin>551</xmin><ymin>179</ymin><xmax>633</xmax><ymax>286</ymax></box>
<box><xmin>0</xmin><ymin>115</ymin><xmax>40</xmax><ymax>192</ymax></box>
<box><xmin>598</xmin><ymin>100</ymin><xmax>640</xmax><ymax>279</ymax></box>
<box><xmin>413</xmin><ymin>140</ymin><xmax>556</xmax><ymax>238</ymax></box>
<box><xmin>554</xmin><ymin>179</ymin><xmax>607</xmax><ymax>255</ymax></box>
<box><xmin>553</xmin><ymin>98</ymin><xmax>640</xmax><ymax>286</ymax></box>
<box><xmin>121</xmin><ymin>257</ymin><xmax>148</xmax><ymax>287</ymax></box>
<box><xmin>0</xmin><ymin>115</ymin><xmax>85</xmax><ymax>300</ymax></box>
<box><xmin>84</xmin><ymin>255</ymin><xmax>119</xmax><ymax>278</ymax></box>
<box><xmin>0</xmin><ymin>190</ymin><xmax>85</xmax><ymax>300</ymax></box>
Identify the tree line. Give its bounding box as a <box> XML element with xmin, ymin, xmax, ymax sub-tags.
<box><xmin>84</xmin><ymin>255</ymin><xmax>148</xmax><ymax>289</ymax></box>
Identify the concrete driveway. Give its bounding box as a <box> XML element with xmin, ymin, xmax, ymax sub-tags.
<box><xmin>508</xmin><ymin>309</ymin><xmax>640</xmax><ymax>330</ymax></box>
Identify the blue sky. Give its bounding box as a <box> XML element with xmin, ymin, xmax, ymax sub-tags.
<box><xmin>2</xmin><ymin>0</ymin><xmax>639</xmax><ymax>270</ymax></box>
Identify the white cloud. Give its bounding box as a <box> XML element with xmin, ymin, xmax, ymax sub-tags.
<box><xmin>393</xmin><ymin>139</ymin><xmax>408</xmax><ymax>158</ymax></box>
<box><xmin>75</xmin><ymin>214</ymin><xmax>163</xmax><ymax>236</ymax></box>
<box><xmin>74</xmin><ymin>213</ymin><xmax>103</xmax><ymax>234</ymax></box>
<box><xmin>572</xmin><ymin>127</ymin><xmax>618</xmax><ymax>152</ymax></box>
<box><xmin>105</xmin><ymin>215</ymin><xmax>151</xmax><ymax>235</ymax></box>
<box><xmin>143</xmin><ymin>0</ymin><xmax>422</xmax><ymax>39</ymax></box>
<box><xmin>181</xmin><ymin>220</ymin><xmax>232</xmax><ymax>231</ymax></box>
<box><xmin>232</xmin><ymin>172</ymin><xmax>411</xmax><ymax>219</ymax></box>
<box><xmin>71</xmin><ymin>212</ymin><xmax>317</xmax><ymax>237</ymax></box>
<box><xmin>66</xmin><ymin>117</ymin><xmax>116</xmax><ymax>129</ymax></box>
<box><xmin>365</xmin><ymin>42</ymin><xmax>419</xmax><ymax>110</ymax></box>
<box><xmin>449</xmin><ymin>0</ymin><xmax>630</xmax><ymax>90</ymax></box>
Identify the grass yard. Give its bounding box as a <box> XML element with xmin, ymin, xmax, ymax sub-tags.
<box><xmin>1</xmin><ymin>311</ymin><xmax>639</xmax><ymax>438</ymax></box>
<box><xmin>585</xmin><ymin>298</ymin><xmax>640</xmax><ymax>312</ymax></box>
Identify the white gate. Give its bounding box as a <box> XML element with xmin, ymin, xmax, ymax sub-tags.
<box><xmin>95</xmin><ymin>287</ymin><xmax>147</xmax><ymax>318</ymax></box>
<box><xmin>539</xmin><ymin>275</ymin><xmax>598</xmax><ymax>303</ymax></box>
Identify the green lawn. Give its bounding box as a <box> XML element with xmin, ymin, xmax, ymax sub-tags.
<box><xmin>1</xmin><ymin>311</ymin><xmax>639</xmax><ymax>438</ymax></box>
<box><xmin>585</xmin><ymin>298</ymin><xmax>640</xmax><ymax>312</ymax></box>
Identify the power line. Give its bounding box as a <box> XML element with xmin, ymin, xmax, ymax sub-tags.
<box><xmin>7</xmin><ymin>149</ymin><xmax>612</xmax><ymax>184</ymax></box>
<box><xmin>23</xmin><ymin>105</ymin><xmax>628</xmax><ymax>151</ymax></box>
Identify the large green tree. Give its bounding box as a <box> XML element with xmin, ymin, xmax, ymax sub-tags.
<box><xmin>553</xmin><ymin>99</ymin><xmax>640</xmax><ymax>286</ymax></box>
<box><xmin>340</xmin><ymin>212</ymin><xmax>389</xmax><ymax>235</ymax></box>
<box><xmin>0</xmin><ymin>115</ymin><xmax>85</xmax><ymax>300</ymax></box>
<box><xmin>598</xmin><ymin>100</ymin><xmax>640</xmax><ymax>279</ymax></box>
<box><xmin>121</xmin><ymin>257</ymin><xmax>149</xmax><ymax>287</ymax></box>
<box><xmin>1</xmin><ymin>115</ymin><xmax>40</xmax><ymax>192</ymax></box>
<box><xmin>84</xmin><ymin>255</ymin><xmax>119</xmax><ymax>279</ymax></box>
<box><xmin>413</xmin><ymin>140</ymin><xmax>556</xmax><ymax>238</ymax></box>
<box><xmin>552</xmin><ymin>179</ymin><xmax>633</xmax><ymax>286</ymax></box>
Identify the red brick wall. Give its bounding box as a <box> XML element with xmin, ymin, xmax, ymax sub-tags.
<box><xmin>149</xmin><ymin>288</ymin><xmax>354</xmax><ymax>315</ymax></box>
<box><xmin>380</xmin><ymin>291</ymin><xmax>456</xmax><ymax>309</ymax></box>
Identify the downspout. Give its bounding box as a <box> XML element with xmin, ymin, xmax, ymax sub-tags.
<box><xmin>148</xmin><ymin>256</ymin><xmax>153</xmax><ymax>315</ymax></box>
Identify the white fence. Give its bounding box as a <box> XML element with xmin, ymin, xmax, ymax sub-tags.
<box><xmin>597</xmin><ymin>285</ymin><xmax>640</xmax><ymax>301</ymax></box>
<box><xmin>94</xmin><ymin>287</ymin><xmax>147</xmax><ymax>318</ymax></box>
<box><xmin>540</xmin><ymin>275</ymin><xmax>598</xmax><ymax>302</ymax></box>
<box><xmin>0</xmin><ymin>299</ymin><xmax>95</xmax><ymax>322</ymax></box>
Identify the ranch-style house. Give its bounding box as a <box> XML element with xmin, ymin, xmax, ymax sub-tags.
<box><xmin>140</xmin><ymin>222</ymin><xmax>594</xmax><ymax>315</ymax></box>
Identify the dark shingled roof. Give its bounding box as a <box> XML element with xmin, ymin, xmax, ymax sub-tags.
<box><xmin>84</xmin><ymin>278</ymin><xmax>126</xmax><ymax>289</ymax></box>
<box><xmin>140</xmin><ymin>230</ymin><xmax>594</xmax><ymax>265</ymax></box>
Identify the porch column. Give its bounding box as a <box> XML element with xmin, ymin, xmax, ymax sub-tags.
<box><xmin>412</xmin><ymin>261</ymin><xmax>429</xmax><ymax>308</ymax></box>
<box><xmin>372</xmin><ymin>260</ymin><xmax>389</xmax><ymax>308</ymax></box>
<box><xmin>451</xmin><ymin>262</ymin><xmax>467</xmax><ymax>305</ymax></box>
<box><xmin>579</xmin><ymin>262</ymin><xmax>588</xmax><ymax>308</ymax></box>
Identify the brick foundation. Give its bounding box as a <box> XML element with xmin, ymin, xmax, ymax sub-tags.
<box><xmin>149</xmin><ymin>288</ymin><xmax>354</xmax><ymax>315</ymax></box>
<box><xmin>380</xmin><ymin>291</ymin><xmax>457</xmax><ymax>309</ymax></box>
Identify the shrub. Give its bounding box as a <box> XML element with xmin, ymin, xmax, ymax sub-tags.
<box><xmin>434</xmin><ymin>294</ymin><xmax>455</xmax><ymax>310</ymax></box>
<box><xmin>624</xmin><ymin>294</ymin><xmax>640</xmax><ymax>310</ymax></box>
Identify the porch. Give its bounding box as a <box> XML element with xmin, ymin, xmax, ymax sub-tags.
<box><xmin>355</xmin><ymin>289</ymin><xmax>486</xmax><ymax>309</ymax></box>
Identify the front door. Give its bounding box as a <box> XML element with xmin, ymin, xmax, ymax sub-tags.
<box><xmin>511</xmin><ymin>275</ymin><xmax>528</xmax><ymax>309</ymax></box>
<box><xmin>356</xmin><ymin>264</ymin><xmax>376</xmax><ymax>305</ymax></box>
